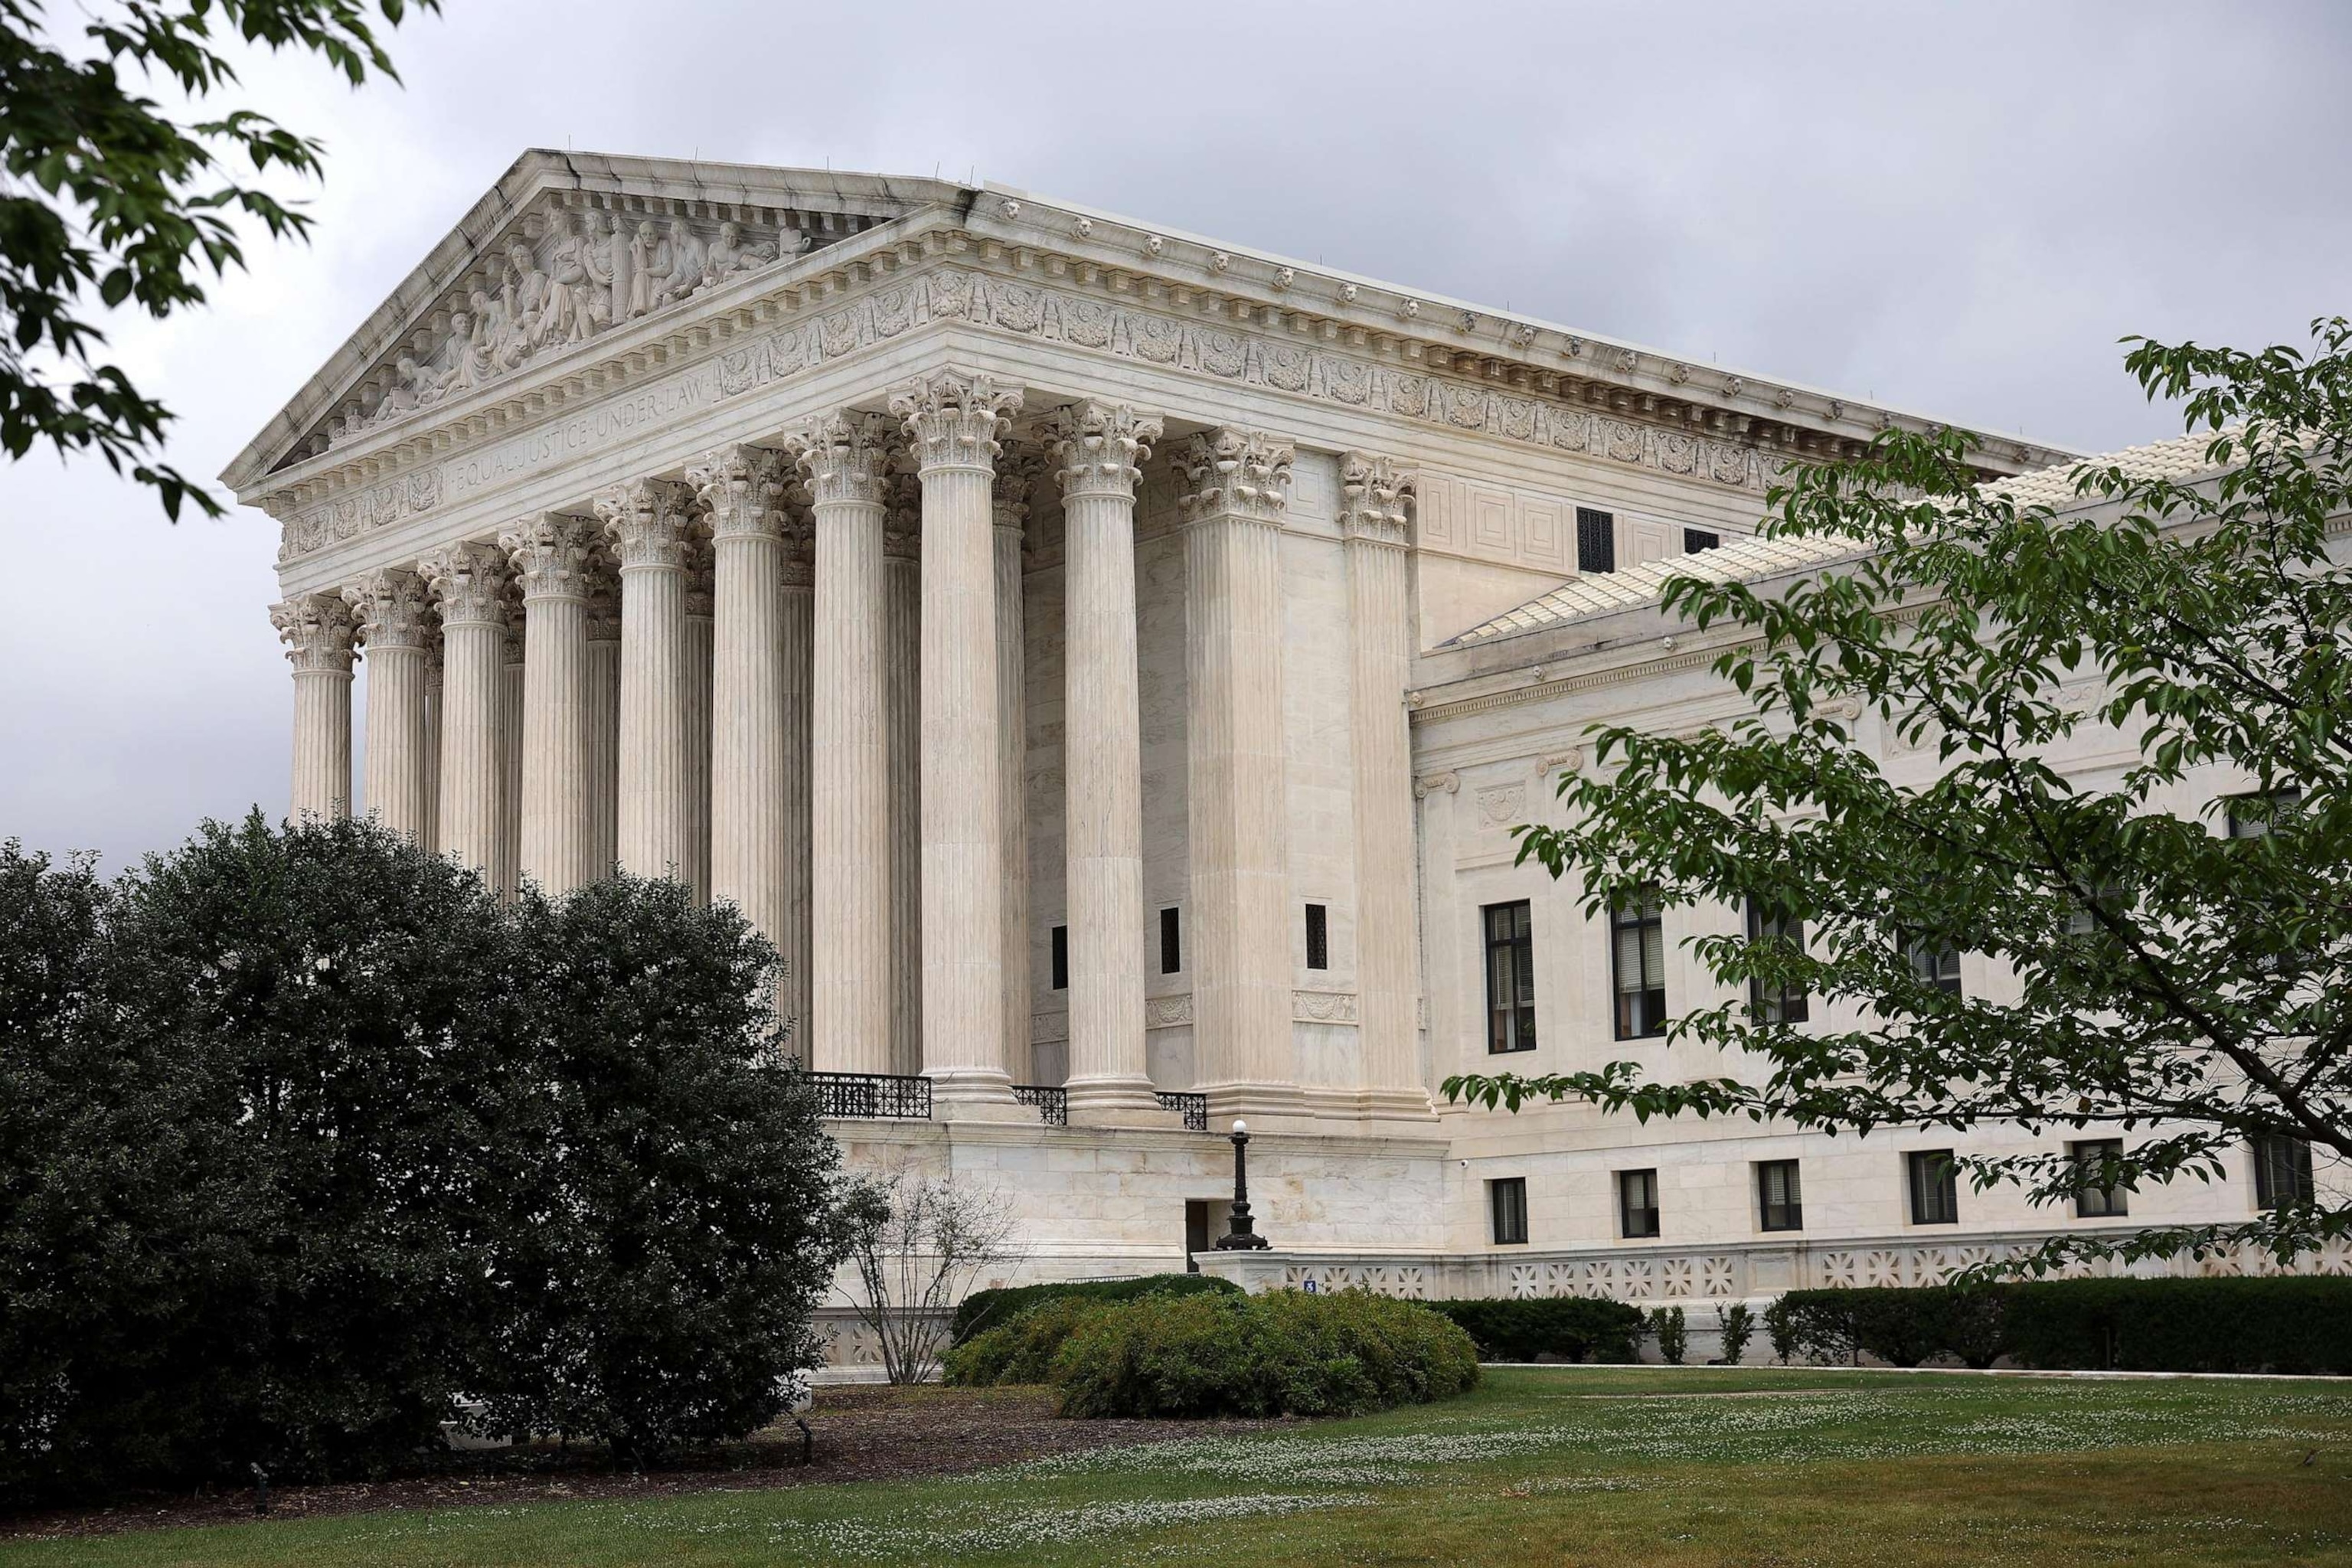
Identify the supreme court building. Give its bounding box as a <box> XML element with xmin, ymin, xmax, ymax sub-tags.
<box><xmin>230</xmin><ymin>154</ymin><xmax>2342</xmax><ymax>1364</ymax></box>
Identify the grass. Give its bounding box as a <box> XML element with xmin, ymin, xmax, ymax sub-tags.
<box><xmin>8</xmin><ymin>1367</ymin><xmax>2350</xmax><ymax>1566</ymax></box>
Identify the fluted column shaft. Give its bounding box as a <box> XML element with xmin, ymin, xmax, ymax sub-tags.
<box><xmin>684</xmin><ymin>555</ymin><xmax>715</xmax><ymax>906</ymax></box>
<box><xmin>789</xmin><ymin>413</ymin><xmax>894</xmax><ymax>1074</ymax></box>
<box><xmin>272</xmin><ymin>595</ymin><xmax>358</xmax><ymax>821</ymax></box>
<box><xmin>893</xmin><ymin>371</ymin><xmax>1024</xmax><ymax>1109</ymax></box>
<box><xmin>422</xmin><ymin>645</ymin><xmax>442</xmax><ymax>854</ymax></box>
<box><xmin>993</xmin><ymin>451</ymin><xmax>1040</xmax><ymax>1083</ymax></box>
<box><xmin>1049</xmin><ymin>401</ymin><xmax>1167</xmax><ymax>1122</ymax></box>
<box><xmin>779</xmin><ymin>524</ymin><xmax>815</xmax><ymax>1044</ymax></box>
<box><xmin>419</xmin><ymin>544</ymin><xmax>509</xmax><ymax>883</ymax></box>
<box><xmin>505</xmin><ymin>514</ymin><xmax>599</xmax><ymax>893</ymax></box>
<box><xmin>1178</xmin><ymin>430</ymin><xmax>1301</xmax><ymax>1116</ymax></box>
<box><xmin>498</xmin><ymin>611</ymin><xmax>524</xmax><ymax>899</ymax></box>
<box><xmin>598</xmin><ymin>479</ymin><xmax>694</xmax><ymax>882</ymax></box>
<box><xmin>345</xmin><ymin>569</ymin><xmax>433</xmax><ymax>841</ymax></box>
<box><xmin>585</xmin><ymin>580</ymin><xmax>620</xmax><ymax>880</ymax></box>
<box><xmin>696</xmin><ymin>446</ymin><xmax>789</xmax><ymax>954</ymax></box>
<box><xmin>1343</xmin><ymin>456</ymin><xmax>1432</xmax><ymax>1114</ymax></box>
<box><xmin>883</xmin><ymin>490</ymin><xmax>923</xmax><ymax>1076</ymax></box>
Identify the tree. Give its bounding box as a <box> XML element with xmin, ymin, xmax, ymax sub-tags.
<box><xmin>2</xmin><ymin>0</ymin><xmax>435</xmax><ymax>518</ymax></box>
<box><xmin>840</xmin><ymin>1168</ymin><xmax>1022</xmax><ymax>1385</ymax></box>
<box><xmin>1446</xmin><ymin>319</ymin><xmax>2352</xmax><ymax>1272</ymax></box>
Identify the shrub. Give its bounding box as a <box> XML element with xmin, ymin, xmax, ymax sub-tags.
<box><xmin>950</xmin><ymin>1272</ymin><xmax>1237</xmax><ymax>1345</ymax></box>
<box><xmin>944</xmin><ymin>1295</ymin><xmax>1110</xmax><ymax>1387</ymax></box>
<box><xmin>1715</xmin><ymin>1302</ymin><xmax>1755</xmax><ymax>1365</ymax></box>
<box><xmin>1053</xmin><ymin>1289</ymin><xmax>1479</xmax><ymax>1419</ymax></box>
<box><xmin>1648</xmin><ymin>1306</ymin><xmax>1688</xmax><ymax>1364</ymax></box>
<box><xmin>1419</xmin><ymin>1296</ymin><xmax>1645</xmax><ymax>1363</ymax></box>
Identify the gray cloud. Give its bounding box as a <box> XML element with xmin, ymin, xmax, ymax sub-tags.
<box><xmin>2</xmin><ymin>0</ymin><xmax>2346</xmax><ymax>868</ymax></box>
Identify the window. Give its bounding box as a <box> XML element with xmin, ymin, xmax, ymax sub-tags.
<box><xmin>2071</xmin><ymin>1138</ymin><xmax>2129</xmax><ymax>1218</ymax></box>
<box><xmin>1619</xmin><ymin>1168</ymin><xmax>1661</xmax><ymax>1238</ymax></box>
<box><xmin>2253</xmin><ymin>1134</ymin><xmax>2316</xmax><ymax>1210</ymax></box>
<box><xmin>1611</xmin><ymin>888</ymin><xmax>1668</xmax><ymax>1039</ymax></box>
<box><xmin>1489</xmin><ymin>1178</ymin><xmax>1529</xmax><ymax>1246</ymax></box>
<box><xmin>2227</xmin><ymin>787</ymin><xmax>2302</xmax><ymax>839</ymax></box>
<box><xmin>1050</xmin><ymin>925</ymin><xmax>1069</xmax><ymax>991</ymax></box>
<box><xmin>2065</xmin><ymin>877</ymin><xmax>2127</xmax><ymax>936</ymax></box>
<box><xmin>1482</xmin><ymin>900</ymin><xmax>1537</xmax><ymax>1054</ymax></box>
<box><xmin>1160</xmin><ymin>906</ymin><xmax>1182</xmax><ymax>975</ymax></box>
<box><xmin>1576</xmin><ymin>507</ymin><xmax>1617</xmax><ymax>574</ymax></box>
<box><xmin>1304</xmin><ymin>903</ymin><xmax>1329</xmax><ymax>971</ymax></box>
<box><xmin>1746</xmin><ymin>899</ymin><xmax>1809</xmax><ymax>1024</ymax></box>
<box><xmin>1906</xmin><ymin>934</ymin><xmax>1964</xmax><ymax>996</ymax></box>
<box><xmin>1684</xmin><ymin>528</ymin><xmax>1722</xmax><ymax>554</ymax></box>
<box><xmin>1908</xmin><ymin>1150</ymin><xmax>1960</xmax><ymax>1225</ymax></box>
<box><xmin>1757</xmin><ymin>1160</ymin><xmax>1804</xmax><ymax>1232</ymax></box>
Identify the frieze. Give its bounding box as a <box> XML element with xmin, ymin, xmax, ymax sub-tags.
<box><xmin>1293</xmin><ymin>988</ymin><xmax>1359</xmax><ymax>1024</ymax></box>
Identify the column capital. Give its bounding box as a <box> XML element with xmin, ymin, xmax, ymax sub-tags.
<box><xmin>686</xmin><ymin>540</ymin><xmax>716</xmax><ymax>619</ymax></box>
<box><xmin>688</xmin><ymin>444</ymin><xmax>789</xmax><ymax>541</ymax></box>
<box><xmin>340</xmin><ymin>567</ymin><xmax>433</xmax><ymax>652</ymax></box>
<box><xmin>1338</xmin><ymin>452</ymin><xmax>1417</xmax><ymax>550</ymax></box>
<box><xmin>783</xmin><ymin>410</ymin><xmax>893</xmax><ymax>508</ymax></box>
<box><xmin>500</xmin><ymin>513</ymin><xmax>601</xmax><ymax>600</ymax></box>
<box><xmin>271</xmin><ymin>593</ymin><xmax>358</xmax><ymax>673</ymax></box>
<box><xmin>1175</xmin><ymin>427</ymin><xmax>1295</xmax><ymax>528</ymax></box>
<box><xmin>420</xmin><ymin>541</ymin><xmax>512</xmax><ymax>626</ymax></box>
<box><xmin>890</xmin><ymin>369</ymin><xmax>1024</xmax><ymax>475</ymax></box>
<box><xmin>594</xmin><ymin>477</ymin><xmax>697</xmax><ymax>570</ymax></box>
<box><xmin>884</xmin><ymin>469</ymin><xmax>922</xmax><ymax>561</ymax></box>
<box><xmin>585</xmin><ymin>574</ymin><xmax>622</xmax><ymax>643</ymax></box>
<box><xmin>501</xmin><ymin>601</ymin><xmax>526</xmax><ymax>665</ymax></box>
<box><xmin>1044</xmin><ymin>400</ymin><xmax>1163</xmax><ymax>501</ymax></box>
<box><xmin>992</xmin><ymin>443</ymin><xmax>1048</xmax><ymax>539</ymax></box>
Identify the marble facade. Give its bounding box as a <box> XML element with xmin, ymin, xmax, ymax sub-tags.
<box><xmin>237</xmin><ymin>155</ymin><xmax>2332</xmax><ymax>1352</ymax></box>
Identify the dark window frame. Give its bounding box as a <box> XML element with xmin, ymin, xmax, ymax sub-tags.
<box><xmin>1757</xmin><ymin>1159</ymin><xmax>1804</xmax><ymax>1233</ymax></box>
<box><xmin>1684</xmin><ymin>528</ymin><xmax>1722</xmax><ymax>554</ymax></box>
<box><xmin>1619</xmin><ymin>1168</ymin><xmax>1661</xmax><ymax>1239</ymax></box>
<box><xmin>1576</xmin><ymin>507</ymin><xmax>1617</xmax><ymax>574</ymax></box>
<box><xmin>1049</xmin><ymin>924</ymin><xmax>1069</xmax><ymax>991</ymax></box>
<box><xmin>2226</xmin><ymin>786</ymin><xmax>2303</xmax><ymax>840</ymax></box>
<box><xmin>1746</xmin><ymin>898</ymin><xmax>1810</xmax><ymax>1024</ymax></box>
<box><xmin>2253</xmin><ymin>1133</ymin><xmax>2316</xmax><ymax>1210</ymax></box>
<box><xmin>2070</xmin><ymin>1138</ymin><xmax>2130</xmax><ymax>1218</ymax></box>
<box><xmin>1612</xmin><ymin>887</ymin><xmax>1668</xmax><ymax>1040</ymax></box>
<box><xmin>1481</xmin><ymin>900</ymin><xmax>1537</xmax><ymax>1054</ymax></box>
<box><xmin>1905</xmin><ymin>933</ymin><xmax>1964</xmax><ymax>996</ymax></box>
<box><xmin>1489</xmin><ymin>1177</ymin><xmax>1529</xmax><ymax>1246</ymax></box>
<box><xmin>1907</xmin><ymin>1149</ymin><xmax>1960</xmax><ymax>1226</ymax></box>
<box><xmin>1159</xmin><ymin>906</ymin><xmax>1182</xmax><ymax>976</ymax></box>
<box><xmin>1304</xmin><ymin>902</ymin><xmax>1329</xmax><ymax>971</ymax></box>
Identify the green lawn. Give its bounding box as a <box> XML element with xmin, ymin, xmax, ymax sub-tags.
<box><xmin>9</xmin><ymin>1368</ymin><xmax>2350</xmax><ymax>1566</ymax></box>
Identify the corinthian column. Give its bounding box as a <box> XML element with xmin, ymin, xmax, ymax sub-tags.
<box><xmin>502</xmin><ymin>513</ymin><xmax>599</xmax><ymax>894</ymax></box>
<box><xmin>584</xmin><ymin>570</ymin><xmax>621</xmax><ymax>880</ymax></box>
<box><xmin>1046</xmin><ymin>400</ymin><xmax>1169</xmax><ymax>1124</ymax></box>
<box><xmin>694</xmin><ymin>445</ymin><xmax>789</xmax><ymax>949</ymax></box>
<box><xmin>883</xmin><ymin>471</ymin><xmax>923</xmax><ymax>1076</ymax></box>
<box><xmin>270</xmin><ymin>594</ymin><xmax>358</xmax><ymax>821</ymax></box>
<box><xmin>1341</xmin><ymin>454</ymin><xmax>1432</xmax><ymax>1117</ymax></box>
<box><xmin>343</xmin><ymin>569</ymin><xmax>433</xmax><ymax>841</ymax></box>
<box><xmin>684</xmin><ymin>545</ymin><xmax>716</xmax><ymax>906</ymax></box>
<box><xmin>779</xmin><ymin>508</ymin><xmax>816</xmax><ymax>1045</ymax></box>
<box><xmin>893</xmin><ymin>370</ymin><xmax>1024</xmax><ymax>1111</ymax></box>
<box><xmin>785</xmin><ymin>411</ymin><xmax>893</xmax><ymax>1074</ymax></box>
<box><xmin>422</xmin><ymin>642</ymin><xmax>442</xmax><ymax>854</ymax></box>
<box><xmin>1177</xmin><ymin>429</ymin><xmax>1304</xmax><ymax>1118</ymax></box>
<box><xmin>498</xmin><ymin>604</ymin><xmax>524</xmax><ymax>899</ymax></box>
<box><xmin>418</xmin><ymin>543</ymin><xmax>508</xmax><ymax>883</ymax></box>
<box><xmin>993</xmin><ymin>445</ymin><xmax>1044</xmax><ymax>1083</ymax></box>
<box><xmin>596</xmin><ymin>478</ymin><xmax>695</xmax><ymax>882</ymax></box>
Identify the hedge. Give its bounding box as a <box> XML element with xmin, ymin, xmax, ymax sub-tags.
<box><xmin>1763</xmin><ymin>1277</ymin><xmax>2352</xmax><ymax>1374</ymax></box>
<box><xmin>1419</xmin><ymin>1295</ymin><xmax>1646</xmax><ymax>1363</ymax></box>
<box><xmin>950</xmin><ymin>1272</ymin><xmax>1238</xmax><ymax>1345</ymax></box>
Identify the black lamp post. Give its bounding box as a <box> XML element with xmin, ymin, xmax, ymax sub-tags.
<box><xmin>1214</xmin><ymin>1118</ymin><xmax>1270</xmax><ymax>1250</ymax></box>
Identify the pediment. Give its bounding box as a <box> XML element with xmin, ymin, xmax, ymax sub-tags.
<box><xmin>224</xmin><ymin>150</ymin><xmax>969</xmax><ymax>492</ymax></box>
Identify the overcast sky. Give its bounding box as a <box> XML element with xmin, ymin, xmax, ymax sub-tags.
<box><xmin>3</xmin><ymin>0</ymin><xmax>2347</xmax><ymax>872</ymax></box>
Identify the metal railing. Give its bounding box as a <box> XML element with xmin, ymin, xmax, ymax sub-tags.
<box><xmin>1155</xmin><ymin>1090</ymin><xmax>1210</xmax><ymax>1132</ymax></box>
<box><xmin>1011</xmin><ymin>1084</ymin><xmax>1069</xmax><ymax>1126</ymax></box>
<box><xmin>805</xmin><ymin>1070</ymin><xmax>933</xmax><ymax>1121</ymax></box>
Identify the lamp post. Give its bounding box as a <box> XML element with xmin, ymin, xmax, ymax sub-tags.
<box><xmin>1214</xmin><ymin>1118</ymin><xmax>1270</xmax><ymax>1250</ymax></box>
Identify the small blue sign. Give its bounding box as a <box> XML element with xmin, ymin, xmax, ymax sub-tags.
<box><xmin>1302</xmin><ymin>1277</ymin><xmax>1318</xmax><ymax>1294</ymax></box>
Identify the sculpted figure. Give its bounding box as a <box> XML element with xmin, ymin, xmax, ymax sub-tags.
<box><xmin>501</xmin><ymin>238</ymin><xmax>554</xmax><ymax>351</ymax></box>
<box><xmin>698</xmin><ymin>220</ymin><xmax>778</xmax><ymax>292</ymax></box>
<box><xmin>662</xmin><ymin>218</ymin><xmax>707</xmax><ymax>306</ymax></box>
<box><xmin>626</xmin><ymin>220</ymin><xmax>665</xmax><ymax>318</ymax></box>
<box><xmin>541</xmin><ymin>213</ymin><xmax>599</xmax><ymax>344</ymax></box>
<box><xmin>583</xmin><ymin>212</ymin><xmax>622</xmax><ymax>328</ymax></box>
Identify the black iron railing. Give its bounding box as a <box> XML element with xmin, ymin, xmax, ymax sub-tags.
<box><xmin>805</xmin><ymin>1070</ymin><xmax>933</xmax><ymax>1120</ymax></box>
<box><xmin>1012</xmin><ymin>1084</ymin><xmax>1068</xmax><ymax>1126</ymax></box>
<box><xmin>1155</xmin><ymin>1090</ymin><xmax>1210</xmax><ymax>1132</ymax></box>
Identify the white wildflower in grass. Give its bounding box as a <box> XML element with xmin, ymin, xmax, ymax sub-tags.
<box><xmin>790</xmin><ymin>1491</ymin><xmax>1370</xmax><ymax>1560</ymax></box>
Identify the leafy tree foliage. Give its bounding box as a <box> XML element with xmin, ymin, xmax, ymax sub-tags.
<box><xmin>2</xmin><ymin>0</ymin><xmax>434</xmax><ymax>518</ymax></box>
<box><xmin>0</xmin><ymin>815</ymin><xmax>844</xmax><ymax>1501</ymax></box>
<box><xmin>1447</xmin><ymin>321</ymin><xmax>2352</xmax><ymax>1271</ymax></box>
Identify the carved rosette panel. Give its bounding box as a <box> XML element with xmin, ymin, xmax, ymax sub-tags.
<box><xmin>688</xmin><ymin>445</ymin><xmax>786</xmax><ymax>541</ymax></box>
<box><xmin>1174</xmin><ymin>426</ymin><xmax>1295</xmax><ymax>526</ymax></box>
<box><xmin>1338</xmin><ymin>452</ymin><xmax>1416</xmax><ymax>549</ymax></box>
<box><xmin>1044</xmin><ymin>400</ymin><xmax>1161</xmax><ymax>501</ymax></box>
<box><xmin>890</xmin><ymin>370</ymin><xmax>1024</xmax><ymax>474</ymax></box>
<box><xmin>339</xmin><ymin>568</ymin><xmax>433</xmax><ymax>652</ymax></box>
<box><xmin>594</xmin><ymin>478</ymin><xmax>696</xmax><ymax>570</ymax></box>
<box><xmin>418</xmin><ymin>541</ymin><xmax>511</xmax><ymax>626</ymax></box>
<box><xmin>784</xmin><ymin>410</ymin><xmax>893</xmax><ymax>509</ymax></box>
<box><xmin>270</xmin><ymin>594</ymin><xmax>360</xmax><ymax>672</ymax></box>
<box><xmin>498</xmin><ymin>514</ymin><xmax>602</xmax><ymax>600</ymax></box>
